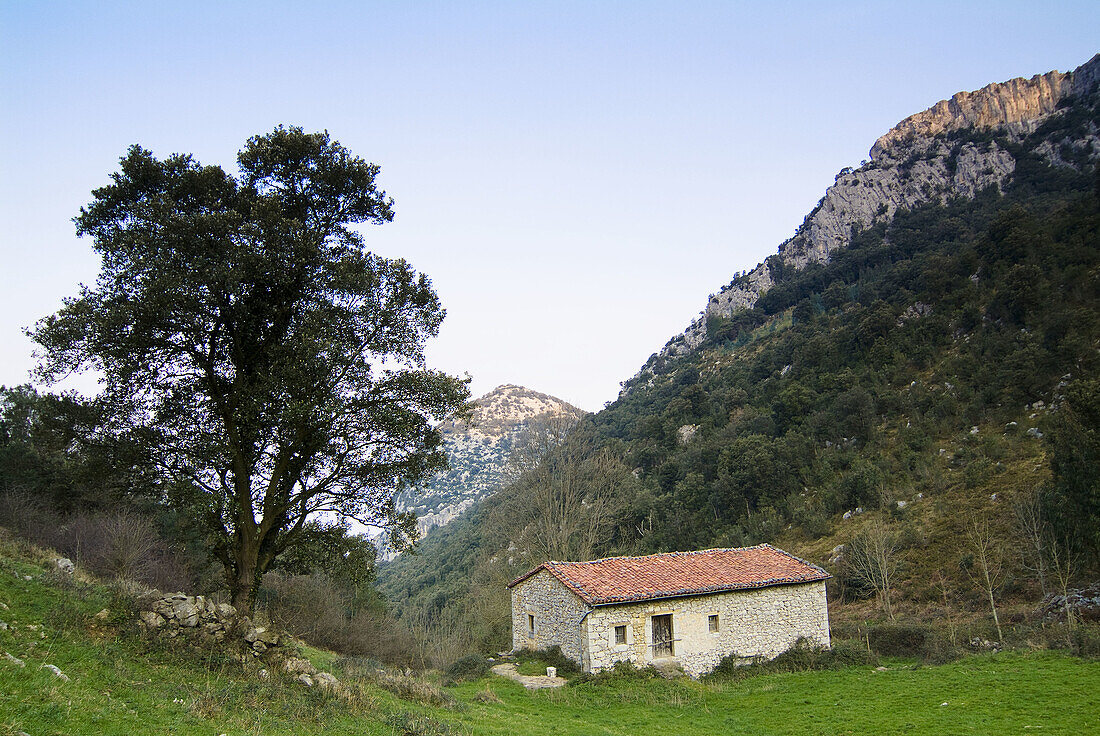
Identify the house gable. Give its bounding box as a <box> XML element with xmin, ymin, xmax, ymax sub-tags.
<box><xmin>509</xmin><ymin>568</ymin><xmax>590</xmax><ymax>667</ymax></box>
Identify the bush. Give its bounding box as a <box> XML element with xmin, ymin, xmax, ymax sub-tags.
<box><xmin>707</xmin><ymin>638</ymin><xmax>876</xmax><ymax>681</ymax></box>
<box><xmin>444</xmin><ymin>654</ymin><xmax>490</xmax><ymax>683</ymax></box>
<box><xmin>260</xmin><ymin>572</ymin><xmax>416</xmax><ymax>664</ymax></box>
<box><xmin>867</xmin><ymin>623</ymin><xmax>929</xmax><ymax>657</ymax></box>
<box><xmin>0</xmin><ymin>498</ymin><xmax>194</xmax><ymax>592</ymax></box>
<box><xmin>568</xmin><ymin>659</ymin><xmax>660</xmax><ymax>686</ymax></box>
<box><xmin>514</xmin><ymin>645</ymin><xmax>579</xmax><ymax>675</ymax></box>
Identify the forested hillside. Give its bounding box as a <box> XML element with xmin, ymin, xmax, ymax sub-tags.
<box><xmin>378</xmin><ymin>70</ymin><xmax>1100</xmax><ymax>657</ymax></box>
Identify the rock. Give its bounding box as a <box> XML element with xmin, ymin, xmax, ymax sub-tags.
<box><xmin>0</xmin><ymin>621</ymin><xmax>7</xmax><ymax>631</ymax></box>
<box><xmin>244</xmin><ymin>625</ymin><xmax>278</xmax><ymax>645</ymax></box>
<box><xmin>896</xmin><ymin>500</ymin><xmax>908</xmax><ymax>509</ymax></box>
<box><xmin>94</xmin><ymin>609</ymin><xmax>110</xmax><ymax>620</ymax></box>
<box><xmin>258</xmin><ymin>668</ymin><xmax>270</xmax><ymax>680</ymax></box>
<box><xmin>1005</xmin><ymin>421</ymin><xmax>1018</xmax><ymax>430</ymax></box>
<box><xmin>842</xmin><ymin>511</ymin><xmax>852</xmax><ymax>520</ymax></box>
<box><xmin>55</xmin><ymin>558</ymin><xmax>75</xmax><ymax>575</ymax></box>
<box><xmin>41</xmin><ymin>663</ymin><xmax>70</xmax><ymax>682</ymax></box>
<box><xmin>297</xmin><ymin>673</ymin><xmax>315</xmax><ymax>688</ymax></box>
<box><xmin>171</xmin><ymin>600</ymin><xmax>201</xmax><ymax>627</ymax></box>
<box><xmin>140</xmin><ymin>611</ymin><xmax>166</xmax><ymax>629</ymax></box>
<box><xmin>546</xmin><ymin>666</ymin><xmax>557</xmax><ymax>678</ymax></box>
<box><xmin>875</xmin><ymin>666</ymin><xmax>888</xmax><ymax>671</ymax></box>
<box><xmin>855</xmin><ymin>507</ymin><xmax>864</xmax><ymax>515</ymax></box>
<box><xmin>473</xmin><ymin>688</ymin><xmax>504</xmax><ymax>704</ymax></box>
<box><xmin>1026</xmin><ymin>427</ymin><xmax>1044</xmax><ymax>438</ymax></box>
<box><xmin>4</xmin><ymin>652</ymin><xmax>25</xmax><ymax>667</ymax></box>
<box><xmin>970</xmin><ymin>426</ymin><xmax>979</xmax><ymax>435</ymax></box>
<box><xmin>214</xmin><ymin>603</ymin><xmax>236</xmax><ymax>620</ymax></box>
<box><xmin>315</xmin><ymin>672</ymin><xmax>339</xmax><ymax>689</ymax></box>
<box><xmin>677</xmin><ymin>424</ymin><xmax>698</xmax><ymax>445</ymax></box>
<box><xmin>284</xmin><ymin>657</ymin><xmax>318</xmax><ymax>676</ymax></box>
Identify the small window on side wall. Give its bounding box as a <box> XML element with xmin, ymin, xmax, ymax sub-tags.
<box><xmin>529</xmin><ymin>614</ymin><xmax>535</xmax><ymax>637</ymax></box>
<box><xmin>614</xmin><ymin>625</ymin><xmax>627</xmax><ymax>645</ymax></box>
<box><xmin>708</xmin><ymin>614</ymin><xmax>719</xmax><ymax>633</ymax></box>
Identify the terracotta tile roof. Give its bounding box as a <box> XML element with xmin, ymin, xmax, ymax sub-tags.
<box><xmin>507</xmin><ymin>544</ymin><xmax>830</xmax><ymax>606</ymax></box>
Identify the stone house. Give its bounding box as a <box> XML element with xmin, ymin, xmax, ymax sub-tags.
<box><xmin>507</xmin><ymin>544</ymin><xmax>831</xmax><ymax>678</ymax></box>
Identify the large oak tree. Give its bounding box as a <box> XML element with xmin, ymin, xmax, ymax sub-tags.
<box><xmin>32</xmin><ymin>127</ymin><xmax>469</xmax><ymax>612</ymax></box>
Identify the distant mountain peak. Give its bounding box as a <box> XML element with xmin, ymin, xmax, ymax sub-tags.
<box><xmin>395</xmin><ymin>384</ymin><xmax>585</xmax><ymax>539</ymax></box>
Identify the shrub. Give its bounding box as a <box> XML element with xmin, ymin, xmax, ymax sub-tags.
<box><xmin>707</xmin><ymin>638</ymin><xmax>876</xmax><ymax>681</ymax></box>
<box><xmin>569</xmin><ymin>659</ymin><xmax>660</xmax><ymax>686</ymax></box>
<box><xmin>260</xmin><ymin>571</ymin><xmax>417</xmax><ymax>664</ymax></box>
<box><xmin>444</xmin><ymin>654</ymin><xmax>490</xmax><ymax>683</ymax></box>
<box><xmin>1070</xmin><ymin>624</ymin><xmax>1100</xmax><ymax>658</ymax></box>
<box><xmin>867</xmin><ymin>623</ymin><xmax>929</xmax><ymax>657</ymax></box>
<box><xmin>514</xmin><ymin>645</ymin><xmax>579</xmax><ymax>675</ymax></box>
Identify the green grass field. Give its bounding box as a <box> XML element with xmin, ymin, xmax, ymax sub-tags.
<box><xmin>2</xmin><ymin>537</ymin><xmax>1097</xmax><ymax>736</ymax></box>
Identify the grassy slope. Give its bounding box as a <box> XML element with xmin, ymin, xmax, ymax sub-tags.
<box><xmin>3</xmin><ymin>535</ymin><xmax>1098</xmax><ymax>736</ymax></box>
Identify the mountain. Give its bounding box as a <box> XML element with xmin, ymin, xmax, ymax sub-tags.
<box><xmin>378</xmin><ymin>53</ymin><xmax>1100</xmax><ymax>654</ymax></box>
<box><xmin>394</xmin><ymin>384</ymin><xmax>585</xmax><ymax>537</ymax></box>
<box><xmin>640</xmin><ymin>53</ymin><xmax>1100</xmax><ymax>373</ymax></box>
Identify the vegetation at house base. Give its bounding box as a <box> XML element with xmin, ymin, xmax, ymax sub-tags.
<box><xmin>27</xmin><ymin>126</ymin><xmax>470</xmax><ymax>613</ymax></box>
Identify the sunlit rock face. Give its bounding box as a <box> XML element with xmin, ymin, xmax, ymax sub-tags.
<box><xmin>394</xmin><ymin>384</ymin><xmax>585</xmax><ymax>539</ymax></box>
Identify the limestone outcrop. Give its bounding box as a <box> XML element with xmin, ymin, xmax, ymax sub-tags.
<box><xmin>391</xmin><ymin>384</ymin><xmax>585</xmax><ymax>546</ymax></box>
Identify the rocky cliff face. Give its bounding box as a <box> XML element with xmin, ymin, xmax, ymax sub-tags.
<box><xmin>394</xmin><ymin>384</ymin><xmax>585</xmax><ymax>538</ymax></box>
<box><xmin>643</xmin><ymin>53</ymin><xmax>1100</xmax><ymax>369</ymax></box>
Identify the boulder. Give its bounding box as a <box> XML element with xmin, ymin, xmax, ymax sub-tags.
<box><xmin>41</xmin><ymin>663</ymin><xmax>70</xmax><ymax>682</ymax></box>
<box><xmin>297</xmin><ymin>673</ymin><xmax>315</xmax><ymax>688</ymax></box>
<box><xmin>314</xmin><ymin>672</ymin><xmax>339</xmax><ymax>690</ymax></box>
<box><xmin>55</xmin><ymin>558</ymin><xmax>75</xmax><ymax>575</ymax></box>
<box><xmin>284</xmin><ymin>657</ymin><xmax>318</xmax><ymax>676</ymax></box>
<box><xmin>139</xmin><ymin>610</ymin><xmax>166</xmax><ymax>629</ymax></box>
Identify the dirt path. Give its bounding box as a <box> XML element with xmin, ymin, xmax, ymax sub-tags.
<box><xmin>490</xmin><ymin>662</ymin><xmax>567</xmax><ymax>689</ymax></box>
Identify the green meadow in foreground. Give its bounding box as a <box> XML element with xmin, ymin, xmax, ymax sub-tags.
<box><xmin>2</xmin><ymin>538</ymin><xmax>1097</xmax><ymax>736</ymax></box>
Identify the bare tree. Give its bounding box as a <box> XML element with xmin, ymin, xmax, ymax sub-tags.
<box><xmin>501</xmin><ymin>414</ymin><xmax>578</xmax><ymax>485</ymax></box>
<box><xmin>1012</xmin><ymin>485</ymin><xmax>1050</xmax><ymax>596</ymax></box>
<box><xmin>932</xmin><ymin>569</ymin><xmax>958</xmax><ymax>646</ymax></box>
<box><xmin>845</xmin><ymin>518</ymin><xmax>901</xmax><ymax>620</ymax></box>
<box><xmin>963</xmin><ymin>515</ymin><xmax>1006</xmax><ymax>642</ymax></box>
<box><xmin>1048</xmin><ymin>534</ymin><xmax>1080</xmax><ymax>631</ymax></box>
<box><xmin>525</xmin><ymin>446</ymin><xmax>624</xmax><ymax>563</ymax></box>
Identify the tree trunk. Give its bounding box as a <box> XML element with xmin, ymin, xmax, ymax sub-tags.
<box><xmin>229</xmin><ymin>536</ymin><xmax>260</xmax><ymax>615</ymax></box>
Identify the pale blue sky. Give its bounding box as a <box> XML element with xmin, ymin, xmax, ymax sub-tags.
<box><xmin>2</xmin><ymin>2</ymin><xmax>1097</xmax><ymax>410</ymax></box>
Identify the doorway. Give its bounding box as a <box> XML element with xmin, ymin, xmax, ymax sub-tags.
<box><xmin>652</xmin><ymin>614</ymin><xmax>674</xmax><ymax>657</ymax></box>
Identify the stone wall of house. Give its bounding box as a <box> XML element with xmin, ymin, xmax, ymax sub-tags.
<box><xmin>510</xmin><ymin>570</ymin><xmax>591</xmax><ymax>667</ymax></box>
<box><xmin>585</xmin><ymin>580</ymin><xmax>829</xmax><ymax>678</ymax></box>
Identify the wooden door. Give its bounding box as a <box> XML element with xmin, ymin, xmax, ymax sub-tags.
<box><xmin>652</xmin><ymin>614</ymin><xmax>673</xmax><ymax>657</ymax></box>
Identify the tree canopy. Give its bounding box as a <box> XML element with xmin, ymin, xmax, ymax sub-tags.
<box><xmin>32</xmin><ymin>126</ymin><xmax>470</xmax><ymax>611</ymax></box>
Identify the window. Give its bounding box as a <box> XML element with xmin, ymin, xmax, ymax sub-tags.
<box><xmin>708</xmin><ymin>614</ymin><xmax>719</xmax><ymax>633</ymax></box>
<box><xmin>614</xmin><ymin>625</ymin><xmax>627</xmax><ymax>645</ymax></box>
<box><xmin>528</xmin><ymin>614</ymin><xmax>535</xmax><ymax>637</ymax></box>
